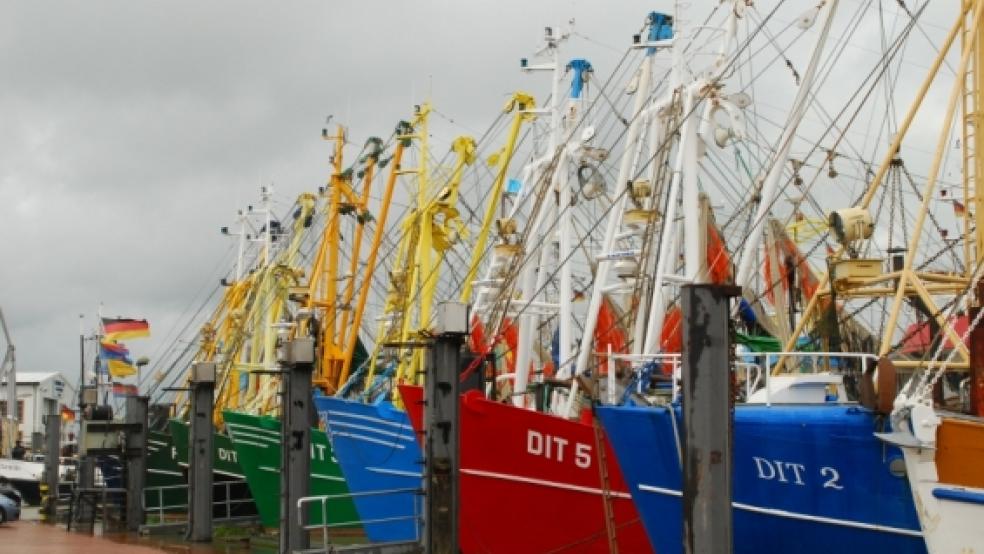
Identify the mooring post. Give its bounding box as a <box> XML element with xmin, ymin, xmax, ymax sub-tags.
<box><xmin>43</xmin><ymin>410</ymin><xmax>60</xmax><ymax>519</ymax></box>
<box><xmin>187</xmin><ymin>362</ymin><xmax>215</xmax><ymax>542</ymax></box>
<box><xmin>681</xmin><ymin>284</ymin><xmax>739</xmax><ymax>554</ymax></box>
<box><xmin>280</xmin><ymin>336</ymin><xmax>314</xmax><ymax>554</ymax></box>
<box><xmin>423</xmin><ymin>302</ymin><xmax>468</xmax><ymax>554</ymax></box>
<box><xmin>124</xmin><ymin>395</ymin><xmax>148</xmax><ymax>531</ymax></box>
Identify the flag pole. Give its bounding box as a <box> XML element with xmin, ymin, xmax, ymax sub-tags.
<box><xmin>97</xmin><ymin>303</ymin><xmax>105</xmax><ymax>405</ymax></box>
<box><xmin>78</xmin><ymin>314</ymin><xmax>85</xmax><ymax>411</ymax></box>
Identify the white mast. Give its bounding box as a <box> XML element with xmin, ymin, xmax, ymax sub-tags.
<box><xmin>556</xmin><ymin>58</ymin><xmax>592</xmax><ymax>379</ymax></box>
<box><xmin>512</xmin><ymin>24</ymin><xmax>569</xmax><ymax>406</ymax></box>
<box><xmin>571</xmin><ymin>12</ymin><xmax>668</xmax><ymax>395</ymax></box>
<box><xmin>735</xmin><ymin>2</ymin><xmax>840</xmax><ymax>291</ymax></box>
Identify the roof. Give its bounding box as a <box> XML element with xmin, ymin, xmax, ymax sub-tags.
<box><xmin>0</xmin><ymin>371</ymin><xmax>65</xmax><ymax>385</ymax></box>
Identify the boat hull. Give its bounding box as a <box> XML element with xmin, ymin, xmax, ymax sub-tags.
<box><xmin>167</xmin><ymin>419</ymin><xmax>257</xmax><ymax>519</ymax></box>
<box><xmin>221</xmin><ymin>410</ymin><xmax>362</xmax><ymax>531</ymax></box>
<box><xmin>400</xmin><ymin>385</ymin><xmax>653</xmax><ymax>554</ymax></box>
<box><xmin>0</xmin><ymin>458</ymin><xmax>42</xmax><ymax>506</ymax></box>
<box><xmin>145</xmin><ymin>430</ymin><xmax>187</xmax><ymax>513</ymax></box>
<box><xmin>597</xmin><ymin>403</ymin><xmax>926</xmax><ymax>554</ymax></box>
<box><xmin>314</xmin><ymin>395</ymin><xmax>421</xmax><ymax>543</ymax></box>
<box><xmin>901</xmin><ymin>415</ymin><xmax>984</xmax><ymax>552</ymax></box>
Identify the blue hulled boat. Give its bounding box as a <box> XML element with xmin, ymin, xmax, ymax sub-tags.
<box><xmin>314</xmin><ymin>394</ymin><xmax>422</xmax><ymax>543</ymax></box>
<box><xmin>597</xmin><ymin>402</ymin><xmax>926</xmax><ymax>554</ymax></box>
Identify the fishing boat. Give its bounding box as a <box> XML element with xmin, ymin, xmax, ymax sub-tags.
<box><xmin>313</xmin><ymin>103</ymin><xmax>480</xmax><ymax>543</ymax></box>
<box><xmin>0</xmin><ymin>458</ymin><xmax>44</xmax><ymax>506</ymax></box>
<box><xmin>880</xmin><ymin>394</ymin><xmax>984</xmax><ymax>552</ymax></box>
<box><xmin>592</xmin><ymin>1</ymin><xmax>984</xmax><ymax>552</ymax></box>
<box><xmin>873</xmin><ymin>4</ymin><xmax>984</xmax><ymax>550</ymax></box>
<box><xmin>143</xmin><ymin>429</ymin><xmax>187</xmax><ymax>514</ymax></box>
<box><xmin>312</xmin><ymin>395</ymin><xmax>420</xmax><ymax>542</ymax></box>
<box><xmin>400</xmin><ymin>383</ymin><xmax>652</xmax><ymax>553</ymax></box>
<box><xmin>222</xmin><ymin>410</ymin><xmax>360</xmax><ymax>530</ymax></box>
<box><xmin>344</xmin><ymin>14</ymin><xmax>679</xmax><ymax>553</ymax></box>
<box><xmin>207</xmin><ymin>181</ymin><xmax>367</xmax><ymax>533</ymax></box>
<box><xmin>166</xmin><ymin>419</ymin><xmax>256</xmax><ymax>518</ymax></box>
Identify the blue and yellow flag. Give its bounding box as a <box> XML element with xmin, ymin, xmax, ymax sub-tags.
<box><xmin>99</xmin><ymin>341</ymin><xmax>138</xmax><ymax>378</ymax></box>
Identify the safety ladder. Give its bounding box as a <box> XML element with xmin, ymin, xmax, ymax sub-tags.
<box><xmin>592</xmin><ymin>411</ymin><xmax>619</xmax><ymax>553</ymax></box>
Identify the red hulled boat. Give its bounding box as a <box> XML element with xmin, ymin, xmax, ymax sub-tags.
<box><xmin>400</xmin><ymin>384</ymin><xmax>653</xmax><ymax>553</ymax></box>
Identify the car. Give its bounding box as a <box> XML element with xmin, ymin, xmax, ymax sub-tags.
<box><xmin>0</xmin><ymin>484</ymin><xmax>21</xmax><ymax>523</ymax></box>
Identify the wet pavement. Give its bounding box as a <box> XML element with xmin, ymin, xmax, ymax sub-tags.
<box><xmin>1</xmin><ymin>507</ymin><xmax>277</xmax><ymax>554</ymax></box>
<box><xmin>2</xmin><ymin>519</ymin><xmax>170</xmax><ymax>554</ymax></box>
<box><xmin>1</xmin><ymin>520</ymin><xmax>280</xmax><ymax>553</ymax></box>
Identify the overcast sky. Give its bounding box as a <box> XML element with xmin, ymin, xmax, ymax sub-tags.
<box><xmin>0</xmin><ymin>1</ymin><xmax>963</xmax><ymax>392</ymax></box>
<box><xmin>0</xmin><ymin>0</ymin><xmax>669</xmax><ymax>385</ymax></box>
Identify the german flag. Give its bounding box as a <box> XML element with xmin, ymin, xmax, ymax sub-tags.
<box><xmin>102</xmin><ymin>318</ymin><xmax>150</xmax><ymax>341</ymax></box>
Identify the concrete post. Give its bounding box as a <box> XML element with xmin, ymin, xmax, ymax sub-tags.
<box><xmin>187</xmin><ymin>362</ymin><xmax>215</xmax><ymax>542</ymax></box>
<box><xmin>124</xmin><ymin>395</ymin><xmax>148</xmax><ymax>531</ymax></box>
<box><xmin>681</xmin><ymin>284</ymin><xmax>739</xmax><ymax>554</ymax></box>
<box><xmin>423</xmin><ymin>302</ymin><xmax>467</xmax><ymax>554</ymax></box>
<box><xmin>280</xmin><ymin>337</ymin><xmax>314</xmax><ymax>554</ymax></box>
<box><xmin>43</xmin><ymin>412</ymin><xmax>60</xmax><ymax>518</ymax></box>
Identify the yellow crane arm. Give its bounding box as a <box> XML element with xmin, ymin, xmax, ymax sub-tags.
<box><xmin>460</xmin><ymin>92</ymin><xmax>536</xmax><ymax>302</ymax></box>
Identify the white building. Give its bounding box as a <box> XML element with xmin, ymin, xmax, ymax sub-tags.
<box><xmin>0</xmin><ymin>372</ymin><xmax>77</xmax><ymax>452</ymax></box>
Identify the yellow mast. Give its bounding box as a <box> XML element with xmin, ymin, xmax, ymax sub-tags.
<box><xmin>219</xmin><ymin>193</ymin><xmax>317</xmax><ymax>413</ymax></box>
<box><xmin>335</xmin><ymin>138</ymin><xmax>383</xmax><ymax>387</ymax></box>
<box><xmin>967</xmin><ymin>0</ymin><xmax>984</xmax><ymax>275</ymax></box>
<box><xmin>306</xmin><ymin>126</ymin><xmax>347</xmax><ymax>391</ymax></box>
<box><xmin>339</xmin><ymin>124</ymin><xmax>410</xmax><ymax>385</ymax></box>
<box><xmin>781</xmin><ymin>1</ymin><xmax>982</xmax><ymax>371</ymax></box>
<box><xmin>459</xmin><ymin>92</ymin><xmax>536</xmax><ymax>303</ymax></box>
<box><xmin>395</xmin><ymin>104</ymin><xmax>435</xmax><ymax>385</ymax></box>
<box><xmin>394</xmin><ymin>126</ymin><xmax>476</xmax><ymax>387</ymax></box>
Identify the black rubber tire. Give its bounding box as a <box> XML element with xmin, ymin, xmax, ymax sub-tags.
<box><xmin>0</xmin><ymin>508</ymin><xmax>6</xmax><ymax>524</ymax></box>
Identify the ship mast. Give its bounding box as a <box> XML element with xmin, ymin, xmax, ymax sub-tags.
<box><xmin>785</xmin><ymin>1</ymin><xmax>983</xmax><ymax>374</ymax></box>
<box><xmin>508</xmin><ymin>23</ymin><xmax>571</xmax><ymax>406</ymax></box>
<box><xmin>965</xmin><ymin>0</ymin><xmax>984</xmax><ymax>415</ymax></box>
<box><xmin>570</xmin><ymin>12</ymin><xmax>668</xmax><ymax>409</ymax></box>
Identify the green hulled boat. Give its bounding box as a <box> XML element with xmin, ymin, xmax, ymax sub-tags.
<box><xmin>145</xmin><ymin>430</ymin><xmax>187</xmax><ymax>513</ymax></box>
<box><xmin>222</xmin><ymin>410</ymin><xmax>363</xmax><ymax>532</ymax></box>
<box><xmin>168</xmin><ymin>419</ymin><xmax>258</xmax><ymax>518</ymax></box>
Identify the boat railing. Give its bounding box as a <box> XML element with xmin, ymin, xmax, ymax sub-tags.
<box><xmin>742</xmin><ymin>351</ymin><xmax>878</xmax><ymax>406</ymax></box>
<box><xmin>667</xmin><ymin>360</ymin><xmax>762</xmax><ymax>403</ymax></box>
<box><xmin>142</xmin><ymin>479</ymin><xmax>255</xmax><ymax>525</ymax></box>
<box><xmin>613</xmin><ymin>349</ymin><xmax>873</xmax><ymax>406</ymax></box>
<box><xmin>297</xmin><ymin>487</ymin><xmax>422</xmax><ymax>552</ymax></box>
<box><xmin>734</xmin><ymin>361</ymin><xmax>763</xmax><ymax>400</ymax></box>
